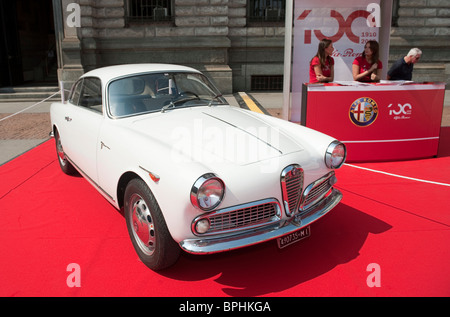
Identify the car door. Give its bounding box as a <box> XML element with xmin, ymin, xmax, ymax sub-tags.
<box><xmin>62</xmin><ymin>77</ymin><xmax>104</xmax><ymax>184</ymax></box>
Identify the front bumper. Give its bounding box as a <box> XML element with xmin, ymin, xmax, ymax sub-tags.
<box><xmin>180</xmin><ymin>188</ymin><xmax>342</xmax><ymax>254</ymax></box>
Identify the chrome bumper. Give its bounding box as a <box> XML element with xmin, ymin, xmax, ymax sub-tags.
<box><xmin>180</xmin><ymin>188</ymin><xmax>342</xmax><ymax>254</ymax></box>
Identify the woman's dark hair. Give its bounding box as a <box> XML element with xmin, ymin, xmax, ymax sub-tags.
<box><xmin>312</xmin><ymin>38</ymin><xmax>333</xmax><ymax>68</ymax></box>
<box><xmin>363</xmin><ymin>40</ymin><xmax>380</xmax><ymax>64</ymax></box>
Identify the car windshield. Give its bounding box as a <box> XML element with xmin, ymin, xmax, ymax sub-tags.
<box><xmin>108</xmin><ymin>72</ymin><xmax>226</xmax><ymax>117</ymax></box>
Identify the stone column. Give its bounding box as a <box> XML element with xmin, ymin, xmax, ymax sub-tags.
<box><xmin>53</xmin><ymin>0</ymin><xmax>84</xmax><ymax>92</ymax></box>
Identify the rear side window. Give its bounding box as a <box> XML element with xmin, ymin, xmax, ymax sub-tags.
<box><xmin>69</xmin><ymin>79</ymin><xmax>83</xmax><ymax>106</ymax></box>
<box><xmin>79</xmin><ymin>78</ymin><xmax>103</xmax><ymax>113</ymax></box>
<box><xmin>68</xmin><ymin>77</ymin><xmax>103</xmax><ymax>114</ymax></box>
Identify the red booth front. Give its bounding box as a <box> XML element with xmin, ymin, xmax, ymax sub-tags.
<box><xmin>301</xmin><ymin>82</ymin><xmax>446</xmax><ymax>162</ymax></box>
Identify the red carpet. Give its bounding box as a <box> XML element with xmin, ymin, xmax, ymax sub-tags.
<box><xmin>1</xmin><ymin>132</ymin><xmax>449</xmax><ymax>297</ymax></box>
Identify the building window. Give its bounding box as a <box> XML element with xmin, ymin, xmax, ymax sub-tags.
<box><xmin>251</xmin><ymin>75</ymin><xmax>284</xmax><ymax>91</ymax></box>
<box><xmin>248</xmin><ymin>0</ymin><xmax>285</xmax><ymax>24</ymax></box>
<box><xmin>126</xmin><ymin>0</ymin><xmax>173</xmax><ymax>23</ymax></box>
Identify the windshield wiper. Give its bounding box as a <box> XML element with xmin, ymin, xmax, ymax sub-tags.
<box><xmin>207</xmin><ymin>94</ymin><xmax>223</xmax><ymax>107</ymax></box>
<box><xmin>161</xmin><ymin>96</ymin><xmax>201</xmax><ymax>113</ymax></box>
<box><xmin>161</xmin><ymin>101</ymin><xmax>175</xmax><ymax>113</ymax></box>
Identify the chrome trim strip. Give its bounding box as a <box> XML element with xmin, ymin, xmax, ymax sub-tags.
<box><xmin>180</xmin><ymin>188</ymin><xmax>342</xmax><ymax>254</ymax></box>
<box><xmin>202</xmin><ymin>112</ymin><xmax>283</xmax><ymax>155</ymax></box>
<box><xmin>342</xmin><ymin>136</ymin><xmax>440</xmax><ymax>143</ymax></box>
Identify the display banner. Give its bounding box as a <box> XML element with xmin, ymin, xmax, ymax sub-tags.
<box><xmin>291</xmin><ymin>0</ymin><xmax>383</xmax><ymax>122</ymax></box>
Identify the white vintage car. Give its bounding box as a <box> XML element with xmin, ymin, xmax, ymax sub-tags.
<box><xmin>50</xmin><ymin>64</ymin><xmax>346</xmax><ymax>270</ymax></box>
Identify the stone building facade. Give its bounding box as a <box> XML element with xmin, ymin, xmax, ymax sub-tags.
<box><xmin>390</xmin><ymin>0</ymin><xmax>450</xmax><ymax>86</ymax></box>
<box><xmin>1</xmin><ymin>0</ymin><xmax>448</xmax><ymax>93</ymax></box>
<box><xmin>55</xmin><ymin>0</ymin><xmax>287</xmax><ymax>94</ymax></box>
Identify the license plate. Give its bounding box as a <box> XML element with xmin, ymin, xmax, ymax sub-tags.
<box><xmin>277</xmin><ymin>226</ymin><xmax>311</xmax><ymax>249</ymax></box>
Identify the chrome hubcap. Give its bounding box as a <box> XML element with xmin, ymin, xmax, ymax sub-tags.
<box><xmin>130</xmin><ymin>194</ymin><xmax>155</xmax><ymax>255</ymax></box>
<box><xmin>56</xmin><ymin>138</ymin><xmax>67</xmax><ymax>166</ymax></box>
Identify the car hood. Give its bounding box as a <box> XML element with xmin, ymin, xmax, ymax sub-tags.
<box><xmin>129</xmin><ymin>106</ymin><xmax>305</xmax><ymax>166</ymax></box>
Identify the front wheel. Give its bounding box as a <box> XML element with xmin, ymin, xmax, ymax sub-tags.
<box><xmin>124</xmin><ymin>178</ymin><xmax>180</xmax><ymax>270</ymax></box>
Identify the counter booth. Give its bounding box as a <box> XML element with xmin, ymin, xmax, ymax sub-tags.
<box><xmin>301</xmin><ymin>82</ymin><xmax>446</xmax><ymax>162</ymax></box>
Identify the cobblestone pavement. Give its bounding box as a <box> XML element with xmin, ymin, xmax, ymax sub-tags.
<box><xmin>0</xmin><ymin>101</ymin><xmax>53</xmax><ymax>165</ymax></box>
<box><xmin>0</xmin><ymin>113</ymin><xmax>51</xmax><ymax>139</ymax></box>
<box><xmin>0</xmin><ymin>91</ymin><xmax>449</xmax><ymax>165</ymax></box>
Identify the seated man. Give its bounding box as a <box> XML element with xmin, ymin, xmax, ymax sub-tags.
<box><xmin>387</xmin><ymin>48</ymin><xmax>422</xmax><ymax>81</ymax></box>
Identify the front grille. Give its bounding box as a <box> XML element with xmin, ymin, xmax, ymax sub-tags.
<box><xmin>193</xmin><ymin>199</ymin><xmax>281</xmax><ymax>236</ymax></box>
<box><xmin>300</xmin><ymin>173</ymin><xmax>334</xmax><ymax>211</ymax></box>
<box><xmin>281</xmin><ymin>165</ymin><xmax>304</xmax><ymax>215</ymax></box>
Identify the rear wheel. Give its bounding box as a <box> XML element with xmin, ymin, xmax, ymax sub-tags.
<box><xmin>124</xmin><ymin>178</ymin><xmax>180</xmax><ymax>270</ymax></box>
<box><xmin>54</xmin><ymin>129</ymin><xmax>76</xmax><ymax>175</ymax></box>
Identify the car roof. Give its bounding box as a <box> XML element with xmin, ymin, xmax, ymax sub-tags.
<box><xmin>81</xmin><ymin>63</ymin><xmax>201</xmax><ymax>82</ymax></box>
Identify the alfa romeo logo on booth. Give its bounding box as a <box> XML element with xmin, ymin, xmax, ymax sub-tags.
<box><xmin>349</xmin><ymin>97</ymin><xmax>379</xmax><ymax>127</ymax></box>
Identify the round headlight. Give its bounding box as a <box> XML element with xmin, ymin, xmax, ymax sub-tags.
<box><xmin>325</xmin><ymin>141</ymin><xmax>347</xmax><ymax>169</ymax></box>
<box><xmin>190</xmin><ymin>173</ymin><xmax>225</xmax><ymax>211</ymax></box>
